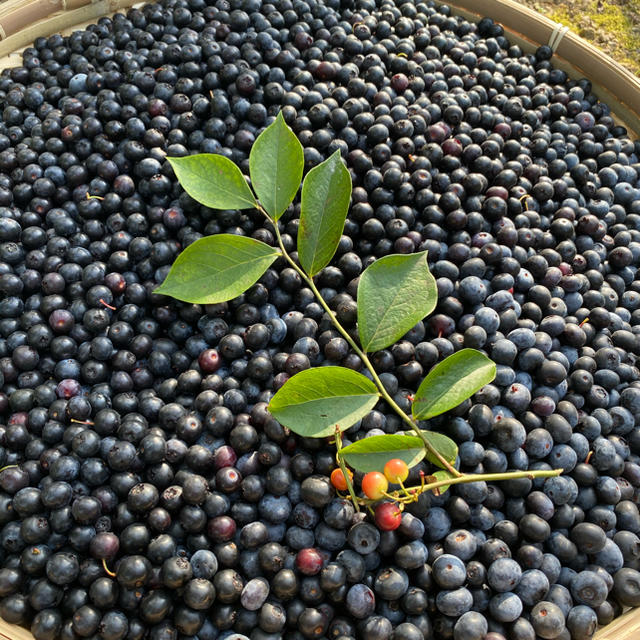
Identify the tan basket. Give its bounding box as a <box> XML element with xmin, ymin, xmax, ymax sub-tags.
<box><xmin>0</xmin><ymin>0</ymin><xmax>637</xmax><ymax>639</ymax></box>
<box><xmin>0</xmin><ymin>0</ymin><xmax>141</xmax><ymax>64</ymax></box>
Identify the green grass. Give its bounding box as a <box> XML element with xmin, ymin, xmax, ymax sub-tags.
<box><xmin>545</xmin><ymin>0</ymin><xmax>640</xmax><ymax>74</ymax></box>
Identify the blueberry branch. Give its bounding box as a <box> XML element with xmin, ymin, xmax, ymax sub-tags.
<box><xmin>251</xmin><ymin>200</ymin><xmax>565</xmax><ymax>509</ymax></box>
<box><xmin>333</xmin><ymin>428</ymin><xmax>360</xmax><ymax>512</ymax></box>
<box><xmin>259</xmin><ymin>204</ymin><xmax>462</xmax><ymax>478</ymax></box>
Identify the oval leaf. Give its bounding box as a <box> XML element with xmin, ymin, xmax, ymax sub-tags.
<box><xmin>268</xmin><ymin>367</ymin><xmax>379</xmax><ymax>438</ymax></box>
<box><xmin>298</xmin><ymin>150</ymin><xmax>352</xmax><ymax>276</ymax></box>
<box><xmin>168</xmin><ymin>154</ymin><xmax>257</xmax><ymax>210</ymax></box>
<box><xmin>413</xmin><ymin>349</ymin><xmax>496</xmax><ymax>420</ymax></box>
<box><xmin>357</xmin><ymin>251</ymin><xmax>437</xmax><ymax>353</ymax></box>
<box><xmin>154</xmin><ymin>234</ymin><xmax>280</xmax><ymax>304</ymax></box>
<box><xmin>420</xmin><ymin>431</ymin><xmax>459</xmax><ymax>470</ymax></box>
<box><xmin>339</xmin><ymin>434</ymin><xmax>426</xmax><ymax>473</ymax></box>
<box><xmin>249</xmin><ymin>111</ymin><xmax>304</xmax><ymax>220</ymax></box>
<box><xmin>427</xmin><ymin>470</ymin><xmax>456</xmax><ymax>495</ymax></box>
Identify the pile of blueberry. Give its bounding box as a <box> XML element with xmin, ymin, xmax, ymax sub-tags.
<box><xmin>0</xmin><ymin>0</ymin><xmax>639</xmax><ymax>638</ymax></box>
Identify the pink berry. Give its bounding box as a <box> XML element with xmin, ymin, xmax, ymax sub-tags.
<box><xmin>295</xmin><ymin>548</ymin><xmax>324</xmax><ymax>575</ymax></box>
<box><xmin>56</xmin><ymin>379</ymin><xmax>81</xmax><ymax>399</ymax></box>
<box><xmin>198</xmin><ymin>349</ymin><xmax>222</xmax><ymax>373</ymax></box>
<box><xmin>207</xmin><ymin>515</ymin><xmax>236</xmax><ymax>543</ymax></box>
<box><xmin>213</xmin><ymin>445</ymin><xmax>237</xmax><ymax>470</ymax></box>
<box><xmin>374</xmin><ymin>502</ymin><xmax>402</xmax><ymax>531</ymax></box>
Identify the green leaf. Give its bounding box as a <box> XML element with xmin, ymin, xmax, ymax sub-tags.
<box><xmin>268</xmin><ymin>367</ymin><xmax>379</xmax><ymax>438</ymax></box>
<box><xmin>154</xmin><ymin>234</ymin><xmax>280</xmax><ymax>303</ymax></box>
<box><xmin>249</xmin><ymin>112</ymin><xmax>304</xmax><ymax>220</ymax></box>
<box><xmin>413</xmin><ymin>349</ymin><xmax>496</xmax><ymax>420</ymax></box>
<box><xmin>339</xmin><ymin>434</ymin><xmax>426</xmax><ymax>473</ymax></box>
<box><xmin>357</xmin><ymin>251</ymin><xmax>437</xmax><ymax>353</ymax></box>
<box><xmin>168</xmin><ymin>154</ymin><xmax>257</xmax><ymax>210</ymax></box>
<box><xmin>420</xmin><ymin>431</ymin><xmax>459</xmax><ymax>470</ymax></box>
<box><xmin>298</xmin><ymin>150</ymin><xmax>352</xmax><ymax>276</ymax></box>
<box><xmin>428</xmin><ymin>470</ymin><xmax>456</xmax><ymax>495</ymax></box>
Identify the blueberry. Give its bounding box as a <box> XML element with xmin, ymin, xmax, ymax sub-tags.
<box><xmin>452</xmin><ymin>611</ymin><xmax>488</xmax><ymax>640</ymax></box>
<box><xmin>612</xmin><ymin>567</ymin><xmax>640</xmax><ymax>607</ymax></box>
<box><xmin>436</xmin><ymin>587</ymin><xmax>473</xmax><ymax>617</ymax></box>
<box><xmin>530</xmin><ymin>601</ymin><xmax>566</xmax><ymax>639</ymax></box>
<box><xmin>432</xmin><ymin>554</ymin><xmax>467</xmax><ymax>590</ymax></box>
<box><xmin>347</xmin><ymin>522</ymin><xmax>380</xmax><ymax>555</ymax></box>
<box><xmin>240</xmin><ymin>577</ymin><xmax>270</xmax><ymax>611</ymax></box>
<box><xmin>515</xmin><ymin>569</ymin><xmax>550</xmax><ymax>606</ymax></box>
<box><xmin>593</xmin><ymin>539</ymin><xmax>625</xmax><ymax>573</ymax></box>
<box><xmin>423</xmin><ymin>507</ymin><xmax>452</xmax><ymax>541</ymax></box>
<box><xmin>570</xmin><ymin>570</ymin><xmax>608</xmax><ymax>607</ymax></box>
<box><xmin>443</xmin><ymin>530</ymin><xmax>478</xmax><ymax>561</ymax></box>
<box><xmin>190</xmin><ymin>549</ymin><xmax>218</xmax><ymax>580</ymax></box>
<box><xmin>487</xmin><ymin>591</ymin><xmax>523</xmax><ymax>623</ymax></box>
<box><xmin>459</xmin><ymin>276</ymin><xmax>489</xmax><ymax>305</ymax></box>
<box><xmin>345</xmin><ymin>583</ymin><xmax>375</xmax><ymax>619</ymax></box>
<box><xmin>566</xmin><ymin>604</ymin><xmax>598</xmax><ymax>638</ymax></box>
<box><xmin>487</xmin><ymin>558</ymin><xmax>522</xmax><ymax>592</ymax></box>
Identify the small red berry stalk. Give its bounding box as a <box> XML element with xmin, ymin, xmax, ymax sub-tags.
<box><xmin>331</xmin><ymin>430</ymin><xmax>561</xmax><ymax>531</ymax></box>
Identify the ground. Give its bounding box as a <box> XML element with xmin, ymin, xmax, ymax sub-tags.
<box><xmin>515</xmin><ymin>0</ymin><xmax>640</xmax><ymax>75</ymax></box>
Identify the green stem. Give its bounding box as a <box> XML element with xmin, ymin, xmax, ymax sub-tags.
<box><xmin>334</xmin><ymin>430</ymin><xmax>360</xmax><ymax>512</ymax></box>
<box><xmin>263</xmin><ymin>209</ymin><xmax>462</xmax><ymax>477</ymax></box>
<box><xmin>358</xmin><ymin>467</ymin><xmax>563</xmax><ymax>505</ymax></box>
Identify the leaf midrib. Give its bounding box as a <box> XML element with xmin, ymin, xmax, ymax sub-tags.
<box><xmin>159</xmin><ymin>252</ymin><xmax>277</xmax><ymax>287</ymax></box>
<box><xmin>274</xmin><ymin>390</ymin><xmax>378</xmax><ymax>409</ymax></box>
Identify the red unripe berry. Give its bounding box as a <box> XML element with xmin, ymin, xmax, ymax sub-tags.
<box><xmin>374</xmin><ymin>502</ymin><xmax>402</xmax><ymax>531</ymax></box>
<box><xmin>384</xmin><ymin>459</ymin><xmax>409</xmax><ymax>484</ymax></box>
<box><xmin>56</xmin><ymin>378</ymin><xmax>82</xmax><ymax>399</ymax></box>
<box><xmin>207</xmin><ymin>515</ymin><xmax>236</xmax><ymax>542</ymax></box>
<box><xmin>485</xmin><ymin>186</ymin><xmax>509</xmax><ymax>201</ymax></box>
<box><xmin>391</xmin><ymin>73</ymin><xmax>409</xmax><ymax>92</ymax></box>
<box><xmin>105</xmin><ymin>272</ymin><xmax>126</xmax><ymax>294</ymax></box>
<box><xmin>90</xmin><ymin>532</ymin><xmax>120</xmax><ymax>560</ymax></box>
<box><xmin>198</xmin><ymin>349</ymin><xmax>222</xmax><ymax>373</ymax></box>
<box><xmin>361</xmin><ymin>472</ymin><xmax>388</xmax><ymax>500</ymax></box>
<box><xmin>8</xmin><ymin>412</ymin><xmax>27</xmax><ymax>426</ymax></box>
<box><xmin>330</xmin><ymin>468</ymin><xmax>352</xmax><ymax>492</ymax></box>
<box><xmin>295</xmin><ymin>548</ymin><xmax>324</xmax><ymax>575</ymax></box>
<box><xmin>441</xmin><ymin>138</ymin><xmax>463</xmax><ymax>156</ymax></box>
<box><xmin>49</xmin><ymin>309</ymin><xmax>75</xmax><ymax>333</ymax></box>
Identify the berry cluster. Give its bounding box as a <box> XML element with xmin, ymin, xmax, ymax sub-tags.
<box><xmin>0</xmin><ymin>0</ymin><xmax>638</xmax><ymax>639</ymax></box>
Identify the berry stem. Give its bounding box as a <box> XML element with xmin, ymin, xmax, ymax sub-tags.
<box><xmin>261</xmin><ymin>206</ymin><xmax>462</xmax><ymax>478</ymax></box>
<box><xmin>357</xmin><ymin>467</ymin><xmax>563</xmax><ymax>505</ymax></box>
<box><xmin>334</xmin><ymin>429</ymin><xmax>360</xmax><ymax>512</ymax></box>
<box><xmin>102</xmin><ymin>557</ymin><xmax>116</xmax><ymax>578</ymax></box>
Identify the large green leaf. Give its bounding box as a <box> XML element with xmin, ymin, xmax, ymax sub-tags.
<box><xmin>268</xmin><ymin>367</ymin><xmax>380</xmax><ymax>438</ymax></box>
<box><xmin>339</xmin><ymin>434</ymin><xmax>426</xmax><ymax>473</ymax></box>
<box><xmin>420</xmin><ymin>431</ymin><xmax>459</xmax><ymax>470</ymax></box>
<box><xmin>298</xmin><ymin>150</ymin><xmax>352</xmax><ymax>276</ymax></box>
<box><xmin>413</xmin><ymin>349</ymin><xmax>496</xmax><ymax>420</ymax></box>
<box><xmin>357</xmin><ymin>251</ymin><xmax>437</xmax><ymax>353</ymax></box>
<box><xmin>249</xmin><ymin>111</ymin><xmax>304</xmax><ymax>220</ymax></box>
<box><xmin>168</xmin><ymin>154</ymin><xmax>257</xmax><ymax>210</ymax></box>
<box><xmin>154</xmin><ymin>234</ymin><xmax>280</xmax><ymax>303</ymax></box>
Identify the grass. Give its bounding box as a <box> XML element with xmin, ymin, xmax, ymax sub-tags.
<box><xmin>544</xmin><ymin>0</ymin><xmax>640</xmax><ymax>74</ymax></box>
